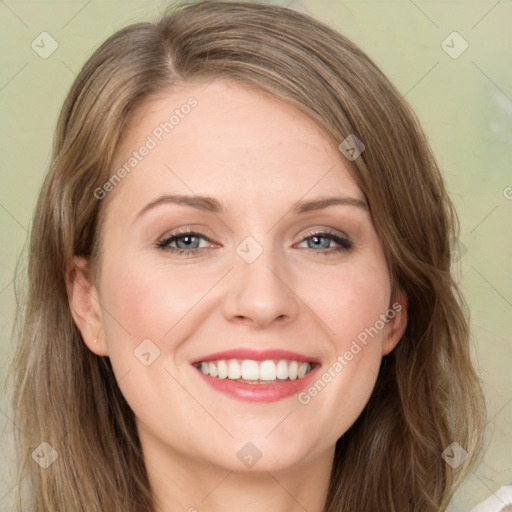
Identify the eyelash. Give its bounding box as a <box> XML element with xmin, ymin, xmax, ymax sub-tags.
<box><xmin>156</xmin><ymin>228</ymin><xmax>353</xmax><ymax>256</ymax></box>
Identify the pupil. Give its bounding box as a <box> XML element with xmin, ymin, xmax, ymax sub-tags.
<box><xmin>179</xmin><ymin>235</ymin><xmax>197</xmax><ymax>249</ymax></box>
<box><xmin>310</xmin><ymin>236</ymin><xmax>328</xmax><ymax>249</ymax></box>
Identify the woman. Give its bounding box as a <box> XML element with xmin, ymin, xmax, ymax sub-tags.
<box><xmin>10</xmin><ymin>1</ymin><xmax>486</xmax><ymax>510</ymax></box>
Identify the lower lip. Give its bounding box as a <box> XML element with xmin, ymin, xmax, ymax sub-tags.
<box><xmin>193</xmin><ymin>365</ymin><xmax>320</xmax><ymax>402</ymax></box>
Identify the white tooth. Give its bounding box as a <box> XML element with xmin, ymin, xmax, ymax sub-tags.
<box><xmin>289</xmin><ymin>361</ymin><xmax>298</xmax><ymax>380</ymax></box>
<box><xmin>228</xmin><ymin>360</ymin><xmax>241</xmax><ymax>379</ymax></box>
<box><xmin>217</xmin><ymin>360</ymin><xmax>228</xmax><ymax>379</ymax></box>
<box><xmin>298</xmin><ymin>362</ymin><xmax>309</xmax><ymax>378</ymax></box>
<box><xmin>259</xmin><ymin>360</ymin><xmax>277</xmax><ymax>381</ymax></box>
<box><xmin>200</xmin><ymin>358</ymin><xmax>313</xmax><ymax>381</ymax></box>
<box><xmin>276</xmin><ymin>360</ymin><xmax>288</xmax><ymax>380</ymax></box>
<box><xmin>241</xmin><ymin>360</ymin><xmax>259</xmax><ymax>380</ymax></box>
<box><xmin>208</xmin><ymin>362</ymin><xmax>218</xmax><ymax>378</ymax></box>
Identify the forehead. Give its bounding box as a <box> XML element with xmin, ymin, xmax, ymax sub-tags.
<box><xmin>106</xmin><ymin>79</ymin><xmax>364</xmax><ymax>217</ymax></box>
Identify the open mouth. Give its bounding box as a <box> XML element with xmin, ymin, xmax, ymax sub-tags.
<box><xmin>192</xmin><ymin>358</ymin><xmax>317</xmax><ymax>384</ymax></box>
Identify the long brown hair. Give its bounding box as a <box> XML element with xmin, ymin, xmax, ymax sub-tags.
<box><xmin>9</xmin><ymin>1</ymin><xmax>486</xmax><ymax>510</ymax></box>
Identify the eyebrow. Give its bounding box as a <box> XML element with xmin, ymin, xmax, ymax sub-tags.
<box><xmin>135</xmin><ymin>193</ymin><xmax>368</xmax><ymax>218</ymax></box>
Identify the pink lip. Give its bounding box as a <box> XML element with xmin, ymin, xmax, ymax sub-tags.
<box><xmin>190</xmin><ymin>348</ymin><xmax>319</xmax><ymax>365</ymax></box>
<box><xmin>190</xmin><ymin>348</ymin><xmax>321</xmax><ymax>403</ymax></box>
<box><xmin>194</xmin><ymin>364</ymin><xmax>321</xmax><ymax>402</ymax></box>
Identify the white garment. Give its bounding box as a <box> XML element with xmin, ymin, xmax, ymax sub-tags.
<box><xmin>470</xmin><ymin>485</ymin><xmax>512</xmax><ymax>512</ymax></box>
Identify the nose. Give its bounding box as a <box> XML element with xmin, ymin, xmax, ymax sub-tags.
<box><xmin>222</xmin><ymin>240</ymin><xmax>300</xmax><ymax>329</ymax></box>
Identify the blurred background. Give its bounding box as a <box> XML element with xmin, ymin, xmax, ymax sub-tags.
<box><xmin>1</xmin><ymin>1</ymin><xmax>511</xmax><ymax>510</ymax></box>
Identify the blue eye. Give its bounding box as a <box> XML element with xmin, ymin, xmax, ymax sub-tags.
<box><xmin>297</xmin><ymin>231</ymin><xmax>353</xmax><ymax>253</ymax></box>
<box><xmin>156</xmin><ymin>231</ymin><xmax>212</xmax><ymax>255</ymax></box>
<box><xmin>156</xmin><ymin>229</ymin><xmax>353</xmax><ymax>256</ymax></box>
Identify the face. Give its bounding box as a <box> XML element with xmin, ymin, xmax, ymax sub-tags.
<box><xmin>69</xmin><ymin>78</ymin><xmax>406</xmax><ymax>476</ymax></box>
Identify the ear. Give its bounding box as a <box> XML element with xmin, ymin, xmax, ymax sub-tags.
<box><xmin>381</xmin><ymin>291</ymin><xmax>408</xmax><ymax>356</ymax></box>
<box><xmin>66</xmin><ymin>256</ymin><xmax>108</xmax><ymax>356</ymax></box>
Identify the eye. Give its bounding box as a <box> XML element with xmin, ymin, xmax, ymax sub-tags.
<box><xmin>156</xmin><ymin>230</ymin><xmax>213</xmax><ymax>256</ymax></box>
<box><xmin>296</xmin><ymin>229</ymin><xmax>353</xmax><ymax>254</ymax></box>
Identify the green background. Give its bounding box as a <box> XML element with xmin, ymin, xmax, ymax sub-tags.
<box><xmin>1</xmin><ymin>1</ymin><xmax>511</xmax><ymax>510</ymax></box>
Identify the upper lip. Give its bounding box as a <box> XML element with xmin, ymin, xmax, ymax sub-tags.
<box><xmin>191</xmin><ymin>348</ymin><xmax>320</xmax><ymax>365</ymax></box>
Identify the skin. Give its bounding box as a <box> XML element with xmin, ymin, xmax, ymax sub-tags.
<box><xmin>68</xmin><ymin>78</ymin><xmax>407</xmax><ymax>512</ymax></box>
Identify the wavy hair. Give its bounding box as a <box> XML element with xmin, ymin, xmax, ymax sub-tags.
<box><xmin>9</xmin><ymin>1</ymin><xmax>486</xmax><ymax>510</ymax></box>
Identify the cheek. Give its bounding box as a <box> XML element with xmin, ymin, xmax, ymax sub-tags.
<box><xmin>99</xmin><ymin>250</ymin><xmax>201</xmax><ymax>342</ymax></box>
<box><xmin>305</xmin><ymin>258</ymin><xmax>391</xmax><ymax>348</ymax></box>
<box><xmin>95</xmin><ymin>250</ymin><xmax>194</xmax><ymax>419</ymax></box>
<box><xmin>293</xmin><ymin>256</ymin><xmax>391</xmax><ymax>428</ymax></box>
<box><xmin>95</xmin><ymin>250</ymin><xmax>173</xmax><ymax>378</ymax></box>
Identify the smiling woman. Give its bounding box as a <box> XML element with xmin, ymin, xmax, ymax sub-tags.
<box><xmin>9</xmin><ymin>1</ymin><xmax>486</xmax><ymax>512</ymax></box>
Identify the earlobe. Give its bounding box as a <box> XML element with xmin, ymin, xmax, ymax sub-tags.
<box><xmin>66</xmin><ymin>256</ymin><xmax>108</xmax><ymax>356</ymax></box>
<box><xmin>381</xmin><ymin>292</ymin><xmax>408</xmax><ymax>356</ymax></box>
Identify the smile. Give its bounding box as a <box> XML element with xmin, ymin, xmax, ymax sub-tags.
<box><xmin>190</xmin><ymin>348</ymin><xmax>321</xmax><ymax>402</ymax></box>
<box><xmin>193</xmin><ymin>358</ymin><xmax>315</xmax><ymax>383</ymax></box>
